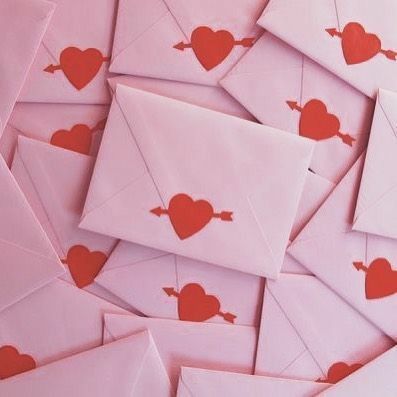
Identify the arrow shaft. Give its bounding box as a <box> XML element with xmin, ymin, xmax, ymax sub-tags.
<box><xmin>353</xmin><ymin>262</ymin><xmax>368</xmax><ymax>272</ymax></box>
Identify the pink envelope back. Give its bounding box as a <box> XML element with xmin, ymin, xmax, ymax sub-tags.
<box><xmin>0</xmin><ymin>0</ymin><xmax>54</xmax><ymax>135</ymax></box>
<box><xmin>259</xmin><ymin>0</ymin><xmax>397</xmax><ymax>99</ymax></box>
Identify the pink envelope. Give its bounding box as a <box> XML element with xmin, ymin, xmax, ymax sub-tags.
<box><xmin>0</xmin><ymin>0</ymin><xmax>54</xmax><ymax>135</ymax></box>
<box><xmin>177</xmin><ymin>367</ymin><xmax>330</xmax><ymax>397</ymax></box>
<box><xmin>94</xmin><ymin>170</ymin><xmax>333</xmax><ymax>326</ymax></box>
<box><xmin>354</xmin><ymin>89</ymin><xmax>397</xmax><ymax>239</ymax></box>
<box><xmin>255</xmin><ymin>274</ymin><xmax>393</xmax><ymax>383</ymax></box>
<box><xmin>103</xmin><ymin>313</ymin><xmax>257</xmax><ymax>390</ymax></box>
<box><xmin>0</xmin><ymin>156</ymin><xmax>64</xmax><ymax>312</ymax></box>
<box><xmin>1</xmin><ymin>102</ymin><xmax>109</xmax><ymax>166</ymax></box>
<box><xmin>18</xmin><ymin>0</ymin><xmax>117</xmax><ymax>104</ymax></box>
<box><xmin>288</xmin><ymin>155</ymin><xmax>397</xmax><ymax>340</ymax></box>
<box><xmin>221</xmin><ymin>32</ymin><xmax>373</xmax><ymax>183</ymax></box>
<box><xmin>107</xmin><ymin>75</ymin><xmax>255</xmax><ymax>121</ymax></box>
<box><xmin>0</xmin><ymin>331</ymin><xmax>172</xmax><ymax>397</ymax></box>
<box><xmin>0</xmin><ymin>279</ymin><xmax>127</xmax><ymax>379</ymax></box>
<box><xmin>258</xmin><ymin>0</ymin><xmax>397</xmax><ymax>99</ymax></box>
<box><xmin>110</xmin><ymin>0</ymin><xmax>268</xmax><ymax>86</ymax></box>
<box><xmin>80</xmin><ymin>85</ymin><xmax>314</xmax><ymax>278</ymax></box>
<box><xmin>316</xmin><ymin>346</ymin><xmax>397</xmax><ymax>397</ymax></box>
<box><xmin>10</xmin><ymin>137</ymin><xmax>127</xmax><ymax>307</ymax></box>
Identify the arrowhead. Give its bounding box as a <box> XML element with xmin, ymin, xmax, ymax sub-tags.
<box><xmin>44</xmin><ymin>64</ymin><xmax>56</xmax><ymax>73</ymax></box>
<box><xmin>326</xmin><ymin>28</ymin><xmax>337</xmax><ymax>37</ymax></box>
<box><xmin>173</xmin><ymin>42</ymin><xmax>186</xmax><ymax>51</ymax></box>
<box><xmin>286</xmin><ymin>100</ymin><xmax>298</xmax><ymax>110</ymax></box>
<box><xmin>150</xmin><ymin>207</ymin><xmax>163</xmax><ymax>217</ymax></box>
<box><xmin>163</xmin><ymin>287</ymin><xmax>176</xmax><ymax>297</ymax></box>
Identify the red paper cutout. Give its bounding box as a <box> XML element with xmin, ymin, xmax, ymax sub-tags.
<box><xmin>317</xmin><ymin>362</ymin><xmax>363</xmax><ymax>384</ymax></box>
<box><xmin>151</xmin><ymin>193</ymin><xmax>233</xmax><ymax>239</ymax></box>
<box><xmin>353</xmin><ymin>258</ymin><xmax>397</xmax><ymax>299</ymax></box>
<box><xmin>0</xmin><ymin>346</ymin><xmax>36</xmax><ymax>380</ymax></box>
<box><xmin>61</xmin><ymin>245</ymin><xmax>107</xmax><ymax>288</ymax></box>
<box><xmin>173</xmin><ymin>26</ymin><xmax>255</xmax><ymax>71</ymax></box>
<box><xmin>50</xmin><ymin>118</ymin><xmax>107</xmax><ymax>155</ymax></box>
<box><xmin>44</xmin><ymin>47</ymin><xmax>110</xmax><ymax>90</ymax></box>
<box><xmin>286</xmin><ymin>99</ymin><xmax>355</xmax><ymax>146</ymax></box>
<box><xmin>163</xmin><ymin>283</ymin><xmax>236</xmax><ymax>323</ymax></box>
<box><xmin>326</xmin><ymin>22</ymin><xmax>397</xmax><ymax>64</ymax></box>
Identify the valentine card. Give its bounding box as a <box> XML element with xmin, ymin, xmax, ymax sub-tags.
<box><xmin>103</xmin><ymin>313</ymin><xmax>257</xmax><ymax>390</ymax></box>
<box><xmin>107</xmin><ymin>75</ymin><xmax>255</xmax><ymax>121</ymax></box>
<box><xmin>110</xmin><ymin>0</ymin><xmax>268</xmax><ymax>86</ymax></box>
<box><xmin>80</xmin><ymin>85</ymin><xmax>314</xmax><ymax>279</ymax></box>
<box><xmin>11</xmin><ymin>137</ymin><xmax>128</xmax><ymax>307</ymax></box>
<box><xmin>0</xmin><ymin>0</ymin><xmax>54</xmax><ymax>135</ymax></box>
<box><xmin>317</xmin><ymin>346</ymin><xmax>397</xmax><ymax>397</ymax></box>
<box><xmin>177</xmin><ymin>367</ymin><xmax>330</xmax><ymax>397</ymax></box>
<box><xmin>258</xmin><ymin>0</ymin><xmax>397</xmax><ymax>98</ymax></box>
<box><xmin>0</xmin><ymin>102</ymin><xmax>109</xmax><ymax>166</ymax></box>
<box><xmin>221</xmin><ymin>32</ymin><xmax>373</xmax><ymax>183</ymax></box>
<box><xmin>18</xmin><ymin>0</ymin><xmax>117</xmax><ymax>104</ymax></box>
<box><xmin>0</xmin><ymin>156</ymin><xmax>64</xmax><ymax>312</ymax></box>
<box><xmin>94</xmin><ymin>170</ymin><xmax>333</xmax><ymax>325</ymax></box>
<box><xmin>354</xmin><ymin>89</ymin><xmax>397</xmax><ymax>239</ymax></box>
<box><xmin>0</xmin><ymin>279</ymin><xmax>127</xmax><ymax>379</ymax></box>
<box><xmin>0</xmin><ymin>331</ymin><xmax>172</xmax><ymax>397</ymax></box>
<box><xmin>289</xmin><ymin>155</ymin><xmax>397</xmax><ymax>340</ymax></box>
<box><xmin>256</xmin><ymin>274</ymin><xmax>393</xmax><ymax>383</ymax></box>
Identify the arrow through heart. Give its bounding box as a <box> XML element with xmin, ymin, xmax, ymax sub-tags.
<box><xmin>163</xmin><ymin>283</ymin><xmax>236</xmax><ymax>323</ymax></box>
<box><xmin>326</xmin><ymin>22</ymin><xmax>397</xmax><ymax>65</ymax></box>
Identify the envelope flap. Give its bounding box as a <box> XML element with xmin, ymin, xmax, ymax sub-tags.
<box><xmin>109</xmin><ymin>85</ymin><xmax>313</xmax><ymax>276</ymax></box>
<box><xmin>0</xmin><ymin>332</ymin><xmax>158</xmax><ymax>397</ymax></box>
<box><xmin>268</xmin><ymin>274</ymin><xmax>389</xmax><ymax>374</ymax></box>
<box><xmin>14</xmin><ymin>137</ymin><xmax>114</xmax><ymax>253</ymax></box>
<box><xmin>40</xmin><ymin>0</ymin><xmax>116</xmax><ymax>57</ymax></box>
<box><xmin>354</xmin><ymin>90</ymin><xmax>397</xmax><ymax>237</ymax></box>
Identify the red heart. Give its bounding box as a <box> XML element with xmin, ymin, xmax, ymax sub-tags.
<box><xmin>365</xmin><ymin>258</ymin><xmax>397</xmax><ymax>299</ymax></box>
<box><xmin>319</xmin><ymin>362</ymin><xmax>362</xmax><ymax>384</ymax></box>
<box><xmin>59</xmin><ymin>47</ymin><xmax>105</xmax><ymax>90</ymax></box>
<box><xmin>190</xmin><ymin>26</ymin><xmax>235</xmax><ymax>71</ymax></box>
<box><xmin>341</xmin><ymin>22</ymin><xmax>381</xmax><ymax>65</ymax></box>
<box><xmin>177</xmin><ymin>284</ymin><xmax>221</xmax><ymax>322</ymax></box>
<box><xmin>299</xmin><ymin>99</ymin><xmax>341</xmax><ymax>141</ymax></box>
<box><xmin>65</xmin><ymin>245</ymin><xmax>107</xmax><ymax>289</ymax></box>
<box><xmin>50</xmin><ymin>124</ymin><xmax>92</xmax><ymax>155</ymax></box>
<box><xmin>0</xmin><ymin>346</ymin><xmax>36</xmax><ymax>380</ymax></box>
<box><xmin>168</xmin><ymin>194</ymin><xmax>214</xmax><ymax>239</ymax></box>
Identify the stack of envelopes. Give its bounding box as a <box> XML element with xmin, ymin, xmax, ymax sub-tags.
<box><xmin>0</xmin><ymin>0</ymin><xmax>396</xmax><ymax>396</ymax></box>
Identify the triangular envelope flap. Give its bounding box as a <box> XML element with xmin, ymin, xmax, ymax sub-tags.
<box><xmin>41</xmin><ymin>0</ymin><xmax>115</xmax><ymax>56</ymax></box>
<box><xmin>103</xmin><ymin>240</ymin><xmax>168</xmax><ymax>271</ymax></box>
<box><xmin>268</xmin><ymin>274</ymin><xmax>389</xmax><ymax>373</ymax></box>
<box><xmin>354</xmin><ymin>90</ymin><xmax>397</xmax><ymax>235</ymax></box>
<box><xmin>322</xmin><ymin>346</ymin><xmax>397</xmax><ymax>397</ymax></box>
<box><xmin>163</xmin><ymin>0</ymin><xmax>265</xmax><ymax>36</ymax></box>
<box><xmin>0</xmin><ymin>332</ymin><xmax>153</xmax><ymax>397</ymax></box>
<box><xmin>0</xmin><ymin>279</ymin><xmax>128</xmax><ymax>365</ymax></box>
<box><xmin>113</xmin><ymin>85</ymin><xmax>313</xmax><ymax>275</ymax></box>
<box><xmin>0</xmin><ymin>157</ymin><xmax>61</xmax><ymax>262</ymax></box>
<box><xmin>292</xmin><ymin>155</ymin><xmax>365</xmax><ymax>245</ymax></box>
<box><xmin>178</xmin><ymin>368</ymin><xmax>329</xmax><ymax>396</ymax></box>
<box><xmin>256</xmin><ymin>286</ymin><xmax>309</xmax><ymax>375</ymax></box>
<box><xmin>16</xmin><ymin>137</ymin><xmax>114</xmax><ymax>250</ymax></box>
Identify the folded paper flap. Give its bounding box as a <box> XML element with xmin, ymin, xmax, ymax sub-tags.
<box><xmin>115</xmin><ymin>85</ymin><xmax>313</xmax><ymax>272</ymax></box>
<box><xmin>16</xmin><ymin>137</ymin><xmax>114</xmax><ymax>253</ymax></box>
<box><xmin>378</xmin><ymin>89</ymin><xmax>397</xmax><ymax>139</ymax></box>
<box><xmin>0</xmin><ymin>332</ymin><xmax>154</xmax><ymax>397</ymax></box>
<box><xmin>40</xmin><ymin>0</ymin><xmax>115</xmax><ymax>58</ymax></box>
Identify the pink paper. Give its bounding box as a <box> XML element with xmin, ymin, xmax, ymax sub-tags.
<box><xmin>258</xmin><ymin>0</ymin><xmax>397</xmax><ymax>99</ymax></box>
<box><xmin>222</xmin><ymin>32</ymin><xmax>373</xmax><ymax>183</ymax></box>
<box><xmin>80</xmin><ymin>85</ymin><xmax>314</xmax><ymax>278</ymax></box>
<box><xmin>0</xmin><ymin>0</ymin><xmax>54</xmax><ymax>135</ymax></box>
